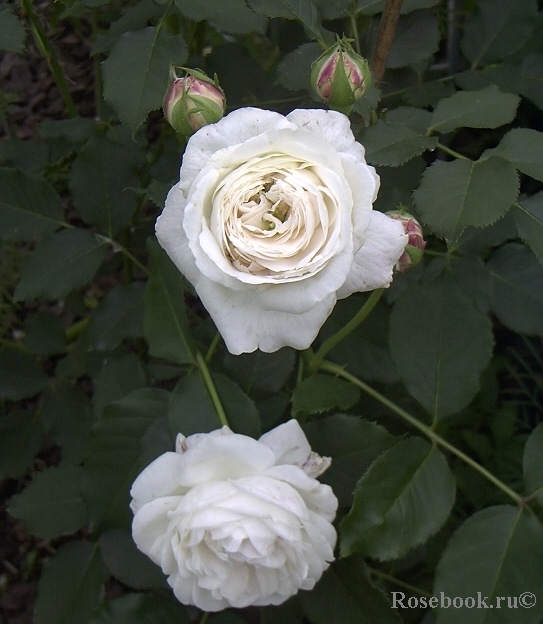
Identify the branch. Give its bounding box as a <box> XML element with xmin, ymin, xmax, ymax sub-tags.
<box><xmin>370</xmin><ymin>0</ymin><xmax>404</xmax><ymax>87</ymax></box>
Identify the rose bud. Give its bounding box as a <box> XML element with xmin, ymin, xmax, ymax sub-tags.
<box><xmin>163</xmin><ymin>68</ymin><xmax>225</xmax><ymax>137</ymax></box>
<box><xmin>387</xmin><ymin>210</ymin><xmax>426</xmax><ymax>272</ymax></box>
<box><xmin>311</xmin><ymin>37</ymin><xmax>371</xmax><ymax>115</ymax></box>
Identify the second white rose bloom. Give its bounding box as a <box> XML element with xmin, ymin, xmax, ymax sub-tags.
<box><xmin>156</xmin><ymin>107</ymin><xmax>407</xmax><ymax>354</ymax></box>
<box><xmin>130</xmin><ymin>420</ymin><xmax>338</xmax><ymax>612</ymax></box>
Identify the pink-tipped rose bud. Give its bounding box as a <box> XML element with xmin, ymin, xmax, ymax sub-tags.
<box><xmin>311</xmin><ymin>37</ymin><xmax>371</xmax><ymax>115</ymax></box>
<box><xmin>387</xmin><ymin>210</ymin><xmax>426</xmax><ymax>273</ymax></box>
<box><xmin>163</xmin><ymin>68</ymin><xmax>225</xmax><ymax>137</ymax></box>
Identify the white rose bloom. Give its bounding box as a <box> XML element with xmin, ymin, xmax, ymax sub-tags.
<box><xmin>156</xmin><ymin>107</ymin><xmax>407</xmax><ymax>354</ymax></box>
<box><xmin>130</xmin><ymin>420</ymin><xmax>337</xmax><ymax>612</ymax></box>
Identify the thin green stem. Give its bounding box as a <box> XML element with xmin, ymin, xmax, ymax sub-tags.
<box><xmin>368</xmin><ymin>567</ymin><xmax>432</xmax><ymax>597</ymax></box>
<box><xmin>196</xmin><ymin>351</ymin><xmax>229</xmax><ymax>427</ymax></box>
<box><xmin>319</xmin><ymin>360</ymin><xmax>524</xmax><ymax>506</ymax></box>
<box><xmin>22</xmin><ymin>0</ymin><xmax>77</xmax><ymax>117</ymax></box>
<box><xmin>435</xmin><ymin>142</ymin><xmax>469</xmax><ymax>160</ymax></box>
<box><xmin>199</xmin><ymin>612</ymin><xmax>209</xmax><ymax>624</ymax></box>
<box><xmin>349</xmin><ymin>5</ymin><xmax>362</xmax><ymax>55</ymax></box>
<box><xmin>310</xmin><ymin>289</ymin><xmax>384</xmax><ymax>372</ymax></box>
<box><xmin>65</xmin><ymin>317</ymin><xmax>89</xmax><ymax>342</ymax></box>
<box><xmin>0</xmin><ymin>338</ymin><xmax>28</xmax><ymax>352</ymax></box>
<box><xmin>205</xmin><ymin>332</ymin><xmax>221</xmax><ymax>364</ymax></box>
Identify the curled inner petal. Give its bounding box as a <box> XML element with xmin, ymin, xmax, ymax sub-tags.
<box><xmin>209</xmin><ymin>153</ymin><xmax>345</xmax><ymax>280</ymax></box>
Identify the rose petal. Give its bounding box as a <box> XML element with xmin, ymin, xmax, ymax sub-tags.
<box><xmin>195</xmin><ymin>277</ymin><xmax>337</xmax><ymax>353</ymax></box>
<box><xmin>337</xmin><ymin>210</ymin><xmax>407</xmax><ymax>297</ymax></box>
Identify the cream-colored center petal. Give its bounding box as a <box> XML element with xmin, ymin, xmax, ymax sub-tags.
<box><xmin>209</xmin><ymin>153</ymin><xmax>345</xmax><ymax>280</ymax></box>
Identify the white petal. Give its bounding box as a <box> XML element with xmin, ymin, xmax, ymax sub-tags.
<box><xmin>175</xmin><ymin>432</ymin><xmax>276</xmax><ymax>484</ymax></box>
<box><xmin>195</xmin><ymin>276</ymin><xmax>336</xmax><ymax>354</ymax></box>
<box><xmin>259</xmin><ymin>419</ymin><xmax>311</xmax><ymax>466</ymax></box>
<box><xmin>287</xmin><ymin>108</ymin><xmax>361</xmax><ymax>159</ymax></box>
<box><xmin>155</xmin><ymin>184</ymin><xmax>201</xmax><ymax>285</ymax></box>
<box><xmin>337</xmin><ymin>210</ymin><xmax>407</xmax><ymax>297</ymax></box>
<box><xmin>130</xmin><ymin>452</ymin><xmax>186</xmax><ymax>513</ymax></box>
<box><xmin>179</xmin><ymin>107</ymin><xmax>292</xmax><ymax>192</ymax></box>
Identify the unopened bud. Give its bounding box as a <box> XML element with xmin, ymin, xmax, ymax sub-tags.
<box><xmin>387</xmin><ymin>210</ymin><xmax>426</xmax><ymax>273</ymax></box>
<box><xmin>163</xmin><ymin>68</ymin><xmax>225</xmax><ymax>137</ymax></box>
<box><xmin>311</xmin><ymin>38</ymin><xmax>371</xmax><ymax>115</ymax></box>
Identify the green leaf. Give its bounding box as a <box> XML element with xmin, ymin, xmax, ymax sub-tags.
<box><xmin>90</xmin><ymin>282</ymin><xmax>145</xmax><ymax>351</ymax></box>
<box><xmin>14</xmin><ymin>228</ymin><xmax>108</xmax><ymax>301</ymax></box>
<box><xmin>0</xmin><ymin>410</ymin><xmax>43</xmax><ymax>479</ymax></box>
<box><xmin>460</xmin><ymin>0</ymin><xmax>537</xmax><ymax>67</ymax></box>
<box><xmin>215</xmin><ymin>373</ymin><xmax>261</xmax><ymax>437</ymax></box>
<box><xmin>276</xmin><ymin>42</ymin><xmax>320</xmax><ymax>92</ymax></box>
<box><xmin>168</xmin><ymin>373</ymin><xmax>222</xmax><ymax>437</ymax></box>
<box><xmin>0</xmin><ymin>347</ymin><xmax>48</xmax><ymax>400</ymax></box>
<box><xmin>248</xmin><ymin>0</ymin><xmax>329</xmax><ymax>43</ymax></box>
<box><xmin>292</xmin><ymin>374</ymin><xmax>360</xmax><ymax>416</ymax></box>
<box><xmin>89</xmin><ymin>593</ymin><xmax>189</xmax><ymax>624</ymax></box>
<box><xmin>0</xmin><ymin>6</ymin><xmax>25</xmax><ymax>53</ymax></box>
<box><xmin>485</xmin><ymin>128</ymin><xmax>543</xmax><ymax>183</ymax></box>
<box><xmin>24</xmin><ymin>310</ymin><xmax>67</xmax><ymax>355</ymax></box>
<box><xmin>488</xmin><ymin>243</ymin><xmax>543</xmax><ymax>336</ymax></box>
<box><xmin>303</xmin><ymin>415</ymin><xmax>397</xmax><ymax>507</ymax></box>
<box><xmin>340</xmin><ymin>437</ymin><xmax>455</xmax><ymax>560</ymax></box>
<box><xmin>102</xmin><ymin>27</ymin><xmax>188</xmax><ymax>131</ymax></box>
<box><xmin>98</xmin><ymin>529</ymin><xmax>166</xmax><ymax>590</ymax></box>
<box><xmin>81</xmin><ymin>388</ymin><xmax>170</xmax><ymax>530</ymax></box>
<box><xmin>223</xmin><ymin>348</ymin><xmax>295</xmax><ymax>396</ymax></box>
<box><xmin>513</xmin><ymin>193</ymin><xmax>543</xmax><ymax>264</ymax></box>
<box><xmin>434</xmin><ymin>506</ymin><xmax>543</xmax><ymax>623</ymax></box>
<box><xmin>429</xmin><ymin>86</ymin><xmax>520</xmax><ymax>134</ymax></box>
<box><xmin>92</xmin><ymin>352</ymin><xmax>147</xmax><ymax>417</ymax></box>
<box><xmin>523</xmin><ymin>423</ymin><xmax>543</xmax><ymax>505</ymax></box>
<box><xmin>521</xmin><ymin>53</ymin><xmax>543</xmax><ymax>111</ymax></box>
<box><xmin>34</xmin><ymin>541</ymin><xmax>106</xmax><ymax>624</ymax></box>
<box><xmin>386</xmin><ymin>11</ymin><xmax>440</xmax><ymax>68</ymax></box>
<box><xmin>143</xmin><ymin>237</ymin><xmax>194</xmax><ymax>364</ymax></box>
<box><xmin>175</xmin><ymin>0</ymin><xmax>267</xmax><ymax>34</ymax></box>
<box><xmin>0</xmin><ymin>139</ymin><xmax>48</xmax><ymax>174</ymax></box>
<box><xmin>0</xmin><ymin>168</ymin><xmax>65</xmax><ymax>241</ymax></box>
<box><xmin>357</xmin><ymin>0</ymin><xmax>440</xmax><ymax>14</ymax></box>
<box><xmin>358</xmin><ymin>121</ymin><xmax>437</xmax><ymax>167</ymax></box>
<box><xmin>322</xmin><ymin>296</ymin><xmax>399</xmax><ymax>383</ymax></box>
<box><xmin>9</xmin><ymin>465</ymin><xmax>88</xmax><ymax>540</ymax></box>
<box><xmin>39</xmin><ymin>382</ymin><xmax>94</xmax><ymax>465</ymax></box>
<box><xmin>413</xmin><ymin>157</ymin><xmax>519</xmax><ymax>245</ymax></box>
<box><xmin>169</xmin><ymin>372</ymin><xmax>260</xmax><ymax>438</ymax></box>
<box><xmin>389</xmin><ymin>276</ymin><xmax>494</xmax><ymax>419</ymax></box>
<box><xmin>299</xmin><ymin>554</ymin><xmax>402</xmax><ymax>624</ymax></box>
<box><xmin>70</xmin><ymin>135</ymin><xmax>139</xmax><ymax>236</ymax></box>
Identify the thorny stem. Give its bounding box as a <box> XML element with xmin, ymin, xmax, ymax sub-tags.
<box><xmin>196</xmin><ymin>351</ymin><xmax>229</xmax><ymax>428</ymax></box>
<box><xmin>319</xmin><ymin>359</ymin><xmax>525</xmax><ymax>506</ymax></box>
<box><xmin>309</xmin><ymin>289</ymin><xmax>384</xmax><ymax>372</ymax></box>
<box><xmin>370</xmin><ymin>0</ymin><xmax>404</xmax><ymax>87</ymax></box>
<box><xmin>22</xmin><ymin>0</ymin><xmax>77</xmax><ymax>117</ymax></box>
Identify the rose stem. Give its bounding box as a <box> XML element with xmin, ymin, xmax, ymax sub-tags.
<box><xmin>370</xmin><ymin>0</ymin><xmax>404</xmax><ymax>87</ymax></box>
<box><xmin>308</xmin><ymin>288</ymin><xmax>384</xmax><ymax>372</ymax></box>
<box><xmin>196</xmin><ymin>351</ymin><xmax>229</xmax><ymax>427</ymax></box>
<box><xmin>21</xmin><ymin>0</ymin><xmax>77</xmax><ymax>117</ymax></box>
<box><xmin>319</xmin><ymin>359</ymin><xmax>525</xmax><ymax>507</ymax></box>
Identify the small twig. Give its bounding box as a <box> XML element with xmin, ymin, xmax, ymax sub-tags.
<box><xmin>370</xmin><ymin>0</ymin><xmax>404</xmax><ymax>87</ymax></box>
